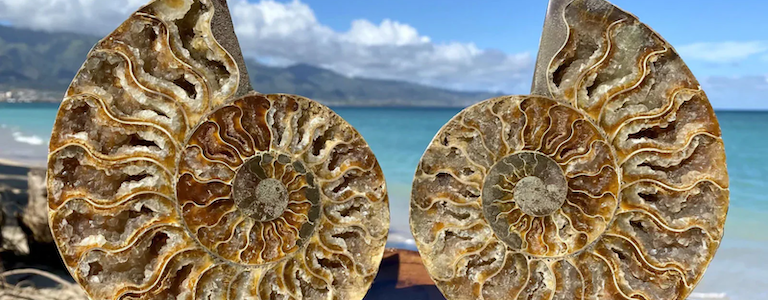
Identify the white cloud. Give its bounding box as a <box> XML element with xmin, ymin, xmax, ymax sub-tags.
<box><xmin>700</xmin><ymin>75</ymin><xmax>768</xmax><ymax>110</ymax></box>
<box><xmin>342</xmin><ymin>19</ymin><xmax>430</xmax><ymax>46</ymax></box>
<box><xmin>0</xmin><ymin>0</ymin><xmax>533</xmax><ymax>93</ymax></box>
<box><xmin>676</xmin><ymin>41</ymin><xmax>768</xmax><ymax>63</ymax></box>
<box><xmin>0</xmin><ymin>0</ymin><xmax>148</xmax><ymax>34</ymax></box>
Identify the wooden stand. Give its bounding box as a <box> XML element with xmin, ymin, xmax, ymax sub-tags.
<box><xmin>366</xmin><ymin>249</ymin><xmax>445</xmax><ymax>300</ymax></box>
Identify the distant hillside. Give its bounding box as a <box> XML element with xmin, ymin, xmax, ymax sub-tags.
<box><xmin>0</xmin><ymin>26</ymin><xmax>99</xmax><ymax>91</ymax></box>
<box><xmin>0</xmin><ymin>25</ymin><xmax>502</xmax><ymax>106</ymax></box>
<box><xmin>247</xmin><ymin>62</ymin><xmax>504</xmax><ymax>106</ymax></box>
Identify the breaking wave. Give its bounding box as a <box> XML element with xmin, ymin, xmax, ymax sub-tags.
<box><xmin>12</xmin><ymin>131</ymin><xmax>45</xmax><ymax>146</ymax></box>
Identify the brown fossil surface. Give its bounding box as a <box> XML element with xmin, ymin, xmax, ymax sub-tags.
<box><xmin>410</xmin><ymin>0</ymin><xmax>729</xmax><ymax>299</ymax></box>
<box><xmin>46</xmin><ymin>0</ymin><xmax>389</xmax><ymax>299</ymax></box>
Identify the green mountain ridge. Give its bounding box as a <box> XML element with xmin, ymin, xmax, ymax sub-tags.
<box><xmin>0</xmin><ymin>25</ymin><xmax>502</xmax><ymax>106</ymax></box>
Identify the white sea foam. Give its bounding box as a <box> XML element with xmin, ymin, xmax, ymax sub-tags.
<box><xmin>2</xmin><ymin>123</ymin><xmax>46</xmax><ymax>146</ymax></box>
<box><xmin>12</xmin><ymin>131</ymin><xmax>45</xmax><ymax>146</ymax></box>
<box><xmin>688</xmin><ymin>293</ymin><xmax>729</xmax><ymax>299</ymax></box>
<box><xmin>0</xmin><ymin>126</ymin><xmax>49</xmax><ymax>165</ymax></box>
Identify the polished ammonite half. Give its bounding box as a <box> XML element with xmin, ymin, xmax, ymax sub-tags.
<box><xmin>46</xmin><ymin>0</ymin><xmax>389</xmax><ymax>299</ymax></box>
<box><xmin>410</xmin><ymin>0</ymin><xmax>729</xmax><ymax>299</ymax></box>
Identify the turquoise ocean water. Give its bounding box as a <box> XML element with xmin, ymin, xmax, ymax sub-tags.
<box><xmin>1</xmin><ymin>103</ymin><xmax>766</xmax><ymax>299</ymax></box>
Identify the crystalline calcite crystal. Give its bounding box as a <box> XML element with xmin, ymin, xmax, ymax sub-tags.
<box><xmin>46</xmin><ymin>0</ymin><xmax>389</xmax><ymax>299</ymax></box>
<box><xmin>410</xmin><ymin>0</ymin><xmax>729</xmax><ymax>299</ymax></box>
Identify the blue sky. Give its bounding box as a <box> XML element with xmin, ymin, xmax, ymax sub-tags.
<box><xmin>305</xmin><ymin>0</ymin><xmax>768</xmax><ymax>85</ymax></box>
<box><xmin>260</xmin><ymin>0</ymin><xmax>768</xmax><ymax>110</ymax></box>
<box><xmin>0</xmin><ymin>0</ymin><xmax>765</xmax><ymax>109</ymax></box>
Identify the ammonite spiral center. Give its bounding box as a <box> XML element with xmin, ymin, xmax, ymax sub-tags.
<box><xmin>251</xmin><ymin>178</ymin><xmax>287</xmax><ymax>219</ymax></box>
<box><xmin>514</xmin><ymin>177</ymin><xmax>558</xmax><ymax>215</ymax></box>
<box><xmin>176</xmin><ymin>100</ymin><xmax>323</xmax><ymax>266</ymax></box>
<box><xmin>232</xmin><ymin>155</ymin><xmax>293</xmax><ymax>222</ymax></box>
<box><xmin>415</xmin><ymin>96</ymin><xmax>623</xmax><ymax>261</ymax></box>
<box><xmin>483</xmin><ymin>152</ymin><xmax>568</xmax><ymax>219</ymax></box>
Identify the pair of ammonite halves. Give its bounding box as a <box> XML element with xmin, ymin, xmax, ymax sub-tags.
<box><xmin>46</xmin><ymin>0</ymin><xmax>729</xmax><ymax>299</ymax></box>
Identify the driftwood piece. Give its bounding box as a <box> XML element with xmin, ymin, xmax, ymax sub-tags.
<box><xmin>0</xmin><ymin>161</ymin><xmax>66</xmax><ymax>275</ymax></box>
<box><xmin>21</xmin><ymin>169</ymin><xmax>52</xmax><ymax>245</ymax></box>
<box><xmin>0</xmin><ymin>268</ymin><xmax>87</xmax><ymax>300</ymax></box>
<box><xmin>0</xmin><ymin>160</ymin><xmax>33</xmax><ymax>261</ymax></box>
<box><xmin>17</xmin><ymin>168</ymin><xmax>63</xmax><ymax>272</ymax></box>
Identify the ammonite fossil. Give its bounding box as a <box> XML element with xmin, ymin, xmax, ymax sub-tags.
<box><xmin>410</xmin><ymin>0</ymin><xmax>729</xmax><ymax>299</ymax></box>
<box><xmin>46</xmin><ymin>0</ymin><xmax>389</xmax><ymax>299</ymax></box>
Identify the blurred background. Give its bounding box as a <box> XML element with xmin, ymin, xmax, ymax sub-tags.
<box><xmin>0</xmin><ymin>1</ymin><xmax>766</xmax><ymax>299</ymax></box>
